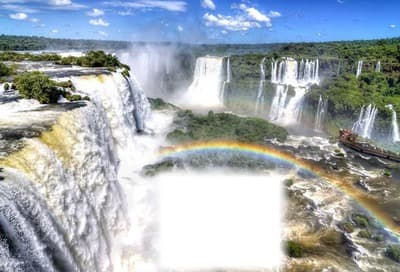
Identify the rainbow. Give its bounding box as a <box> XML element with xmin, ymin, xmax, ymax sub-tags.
<box><xmin>160</xmin><ymin>140</ymin><xmax>400</xmax><ymax>237</ymax></box>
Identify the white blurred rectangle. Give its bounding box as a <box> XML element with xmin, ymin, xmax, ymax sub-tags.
<box><xmin>158</xmin><ymin>173</ymin><xmax>283</xmax><ymax>271</ymax></box>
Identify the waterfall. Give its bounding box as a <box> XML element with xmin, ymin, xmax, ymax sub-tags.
<box><xmin>269</xmin><ymin>58</ymin><xmax>319</xmax><ymax>124</ymax></box>
<box><xmin>376</xmin><ymin>61</ymin><xmax>381</xmax><ymax>73</ymax></box>
<box><xmin>352</xmin><ymin>104</ymin><xmax>378</xmax><ymax>139</ymax></box>
<box><xmin>356</xmin><ymin>60</ymin><xmax>363</xmax><ymax>78</ymax></box>
<box><xmin>255</xmin><ymin>58</ymin><xmax>266</xmax><ymax>114</ymax></box>
<box><xmin>0</xmin><ymin>70</ymin><xmax>163</xmax><ymax>271</ymax></box>
<box><xmin>181</xmin><ymin>56</ymin><xmax>224</xmax><ymax>107</ymax></box>
<box><xmin>220</xmin><ymin>57</ymin><xmax>231</xmax><ymax>104</ymax></box>
<box><xmin>386</xmin><ymin>104</ymin><xmax>400</xmax><ymax>142</ymax></box>
<box><xmin>314</xmin><ymin>95</ymin><xmax>327</xmax><ymax>131</ymax></box>
<box><xmin>117</xmin><ymin>44</ymin><xmax>177</xmax><ymax>98</ymax></box>
<box><xmin>269</xmin><ymin>85</ymin><xmax>288</xmax><ymax>121</ymax></box>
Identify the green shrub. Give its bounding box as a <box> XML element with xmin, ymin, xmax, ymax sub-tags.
<box><xmin>357</xmin><ymin>230</ymin><xmax>372</xmax><ymax>239</ymax></box>
<box><xmin>3</xmin><ymin>83</ymin><xmax>9</xmax><ymax>91</ymax></box>
<box><xmin>285</xmin><ymin>241</ymin><xmax>304</xmax><ymax>258</ymax></box>
<box><xmin>386</xmin><ymin>245</ymin><xmax>400</xmax><ymax>263</ymax></box>
<box><xmin>341</xmin><ymin>222</ymin><xmax>355</xmax><ymax>233</ymax></box>
<box><xmin>285</xmin><ymin>179</ymin><xmax>294</xmax><ymax>187</ymax></box>
<box><xmin>14</xmin><ymin>71</ymin><xmax>60</xmax><ymax>104</ymax></box>
<box><xmin>0</xmin><ymin>62</ymin><xmax>11</xmax><ymax>77</ymax></box>
<box><xmin>352</xmin><ymin>214</ymin><xmax>369</xmax><ymax>228</ymax></box>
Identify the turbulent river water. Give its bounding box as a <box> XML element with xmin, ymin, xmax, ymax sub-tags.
<box><xmin>0</xmin><ymin>56</ymin><xmax>399</xmax><ymax>272</ymax></box>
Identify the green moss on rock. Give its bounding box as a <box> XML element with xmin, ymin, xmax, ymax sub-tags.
<box><xmin>386</xmin><ymin>244</ymin><xmax>400</xmax><ymax>263</ymax></box>
<box><xmin>285</xmin><ymin>240</ymin><xmax>304</xmax><ymax>258</ymax></box>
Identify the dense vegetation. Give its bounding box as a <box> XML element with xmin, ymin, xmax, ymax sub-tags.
<box><xmin>386</xmin><ymin>245</ymin><xmax>400</xmax><ymax>263</ymax></box>
<box><xmin>0</xmin><ymin>62</ymin><xmax>12</xmax><ymax>77</ymax></box>
<box><xmin>0</xmin><ymin>35</ymin><xmax>128</xmax><ymax>51</ymax></box>
<box><xmin>14</xmin><ymin>71</ymin><xmax>87</xmax><ymax>104</ymax></box>
<box><xmin>0</xmin><ymin>52</ymin><xmax>61</xmax><ymax>62</ymax></box>
<box><xmin>56</xmin><ymin>50</ymin><xmax>130</xmax><ymax>70</ymax></box>
<box><xmin>308</xmin><ymin>72</ymin><xmax>400</xmax><ymax>118</ymax></box>
<box><xmin>167</xmin><ymin>110</ymin><xmax>288</xmax><ymax>144</ymax></box>
<box><xmin>14</xmin><ymin>71</ymin><xmax>60</xmax><ymax>103</ymax></box>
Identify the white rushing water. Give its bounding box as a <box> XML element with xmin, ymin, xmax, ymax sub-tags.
<box><xmin>375</xmin><ymin>61</ymin><xmax>381</xmax><ymax>73</ymax></box>
<box><xmin>386</xmin><ymin>104</ymin><xmax>400</xmax><ymax>142</ymax></box>
<box><xmin>0</xmin><ymin>71</ymin><xmax>166</xmax><ymax>272</ymax></box>
<box><xmin>255</xmin><ymin>57</ymin><xmax>266</xmax><ymax>114</ymax></box>
<box><xmin>181</xmin><ymin>56</ymin><xmax>224</xmax><ymax>108</ymax></box>
<box><xmin>352</xmin><ymin>104</ymin><xmax>378</xmax><ymax>139</ymax></box>
<box><xmin>314</xmin><ymin>95</ymin><xmax>328</xmax><ymax>131</ymax></box>
<box><xmin>220</xmin><ymin>57</ymin><xmax>231</xmax><ymax>104</ymax></box>
<box><xmin>356</xmin><ymin>60</ymin><xmax>363</xmax><ymax>78</ymax></box>
<box><xmin>117</xmin><ymin>44</ymin><xmax>178</xmax><ymax>98</ymax></box>
<box><xmin>269</xmin><ymin>58</ymin><xmax>319</xmax><ymax>125</ymax></box>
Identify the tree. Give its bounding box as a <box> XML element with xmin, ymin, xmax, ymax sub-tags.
<box><xmin>14</xmin><ymin>71</ymin><xmax>60</xmax><ymax>104</ymax></box>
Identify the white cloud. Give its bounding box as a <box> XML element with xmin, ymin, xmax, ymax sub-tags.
<box><xmin>9</xmin><ymin>12</ymin><xmax>27</xmax><ymax>20</ymax></box>
<box><xmin>389</xmin><ymin>24</ymin><xmax>396</xmax><ymax>28</ymax></box>
<box><xmin>204</xmin><ymin>3</ymin><xmax>280</xmax><ymax>32</ymax></box>
<box><xmin>46</xmin><ymin>0</ymin><xmax>87</xmax><ymax>10</ymax></box>
<box><xmin>30</xmin><ymin>17</ymin><xmax>39</xmax><ymax>22</ymax></box>
<box><xmin>87</xmin><ymin>8</ymin><xmax>104</xmax><ymax>16</ymax></box>
<box><xmin>51</xmin><ymin>29</ymin><xmax>59</xmax><ymax>33</ymax></box>
<box><xmin>1</xmin><ymin>4</ymin><xmax>38</xmax><ymax>13</ymax></box>
<box><xmin>268</xmin><ymin>11</ymin><xmax>281</xmax><ymax>18</ymax></box>
<box><xmin>203</xmin><ymin>13</ymin><xmax>261</xmax><ymax>31</ymax></box>
<box><xmin>337</xmin><ymin>0</ymin><xmax>344</xmax><ymax>4</ymax></box>
<box><xmin>89</xmin><ymin>18</ymin><xmax>109</xmax><ymax>26</ymax></box>
<box><xmin>118</xmin><ymin>10</ymin><xmax>133</xmax><ymax>16</ymax></box>
<box><xmin>201</xmin><ymin>0</ymin><xmax>215</xmax><ymax>10</ymax></box>
<box><xmin>177</xmin><ymin>25</ymin><xmax>183</xmax><ymax>32</ymax></box>
<box><xmin>103</xmin><ymin>0</ymin><xmax>187</xmax><ymax>12</ymax></box>
<box><xmin>239</xmin><ymin>4</ymin><xmax>271</xmax><ymax>26</ymax></box>
<box><xmin>98</xmin><ymin>30</ymin><xmax>108</xmax><ymax>36</ymax></box>
<box><xmin>49</xmin><ymin>0</ymin><xmax>71</xmax><ymax>5</ymax></box>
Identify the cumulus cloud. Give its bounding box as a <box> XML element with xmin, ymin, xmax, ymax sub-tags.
<box><xmin>30</xmin><ymin>17</ymin><xmax>39</xmax><ymax>23</ymax></box>
<box><xmin>203</xmin><ymin>3</ymin><xmax>280</xmax><ymax>32</ymax></box>
<box><xmin>9</xmin><ymin>12</ymin><xmax>27</xmax><ymax>20</ymax></box>
<box><xmin>201</xmin><ymin>0</ymin><xmax>215</xmax><ymax>10</ymax></box>
<box><xmin>389</xmin><ymin>24</ymin><xmax>396</xmax><ymax>28</ymax></box>
<box><xmin>89</xmin><ymin>18</ymin><xmax>109</xmax><ymax>26</ymax></box>
<box><xmin>47</xmin><ymin>0</ymin><xmax>86</xmax><ymax>10</ymax></box>
<box><xmin>51</xmin><ymin>29</ymin><xmax>59</xmax><ymax>33</ymax></box>
<box><xmin>203</xmin><ymin>13</ymin><xmax>261</xmax><ymax>31</ymax></box>
<box><xmin>87</xmin><ymin>8</ymin><xmax>104</xmax><ymax>16</ymax></box>
<box><xmin>177</xmin><ymin>25</ymin><xmax>183</xmax><ymax>31</ymax></box>
<box><xmin>103</xmin><ymin>0</ymin><xmax>187</xmax><ymax>12</ymax></box>
<box><xmin>239</xmin><ymin>4</ymin><xmax>271</xmax><ymax>26</ymax></box>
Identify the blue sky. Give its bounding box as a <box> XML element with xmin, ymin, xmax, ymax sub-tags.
<box><xmin>0</xmin><ymin>0</ymin><xmax>399</xmax><ymax>43</ymax></box>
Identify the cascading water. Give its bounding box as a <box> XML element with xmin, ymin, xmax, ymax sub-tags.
<box><xmin>314</xmin><ymin>95</ymin><xmax>328</xmax><ymax>131</ymax></box>
<box><xmin>352</xmin><ymin>104</ymin><xmax>378</xmax><ymax>139</ymax></box>
<box><xmin>255</xmin><ymin>58</ymin><xmax>266</xmax><ymax>114</ymax></box>
<box><xmin>181</xmin><ymin>56</ymin><xmax>224</xmax><ymax>108</ymax></box>
<box><xmin>386</xmin><ymin>104</ymin><xmax>400</xmax><ymax>142</ymax></box>
<box><xmin>269</xmin><ymin>58</ymin><xmax>319</xmax><ymax>124</ymax></box>
<box><xmin>0</xmin><ymin>70</ymin><xmax>165</xmax><ymax>272</ymax></box>
<box><xmin>356</xmin><ymin>60</ymin><xmax>363</xmax><ymax>78</ymax></box>
<box><xmin>376</xmin><ymin>61</ymin><xmax>381</xmax><ymax>73</ymax></box>
<box><xmin>269</xmin><ymin>85</ymin><xmax>288</xmax><ymax>121</ymax></box>
<box><xmin>220</xmin><ymin>57</ymin><xmax>231</xmax><ymax>104</ymax></box>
